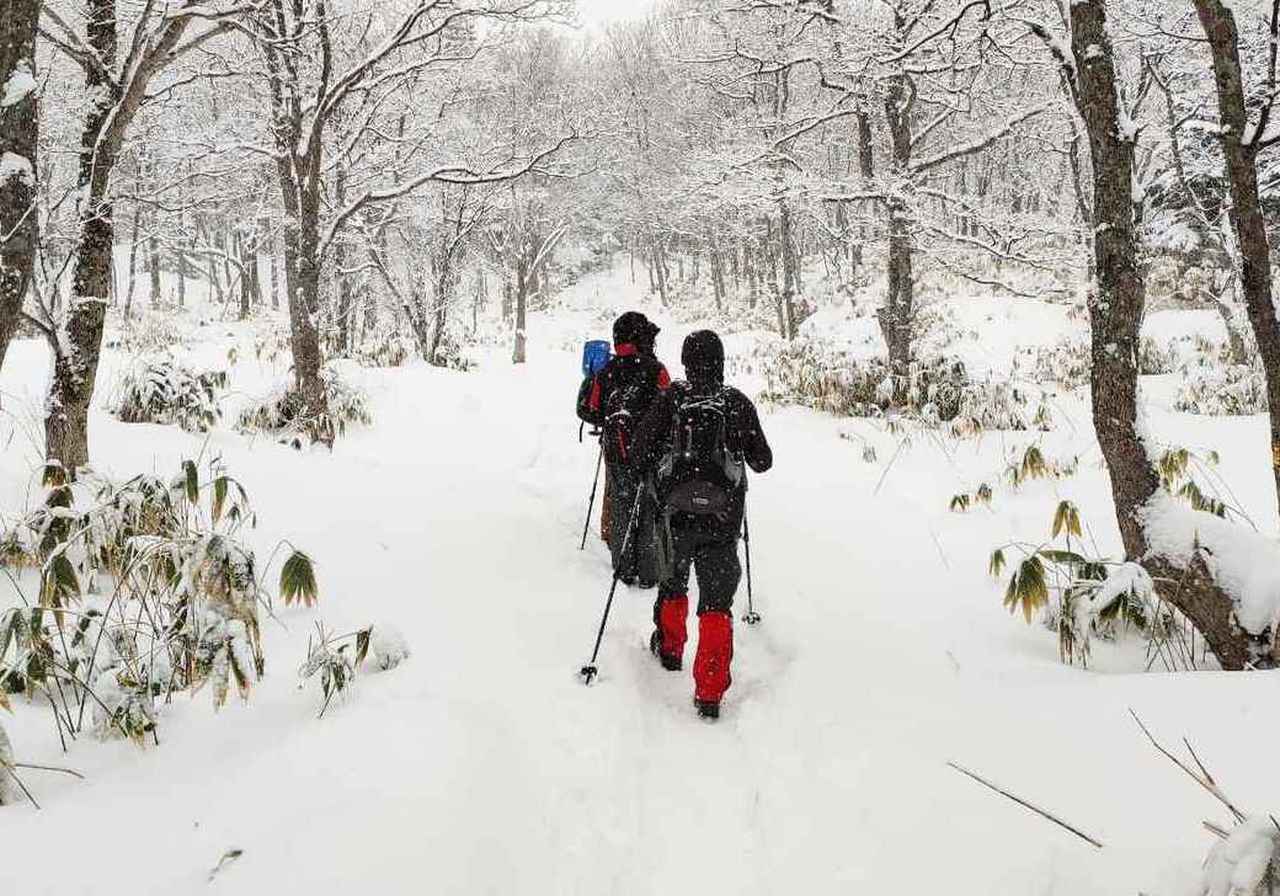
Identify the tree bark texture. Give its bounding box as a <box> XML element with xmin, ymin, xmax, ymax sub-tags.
<box><xmin>0</xmin><ymin>0</ymin><xmax>39</xmax><ymax>380</ymax></box>
<box><xmin>1070</xmin><ymin>0</ymin><xmax>1265</xmax><ymax>669</ymax></box>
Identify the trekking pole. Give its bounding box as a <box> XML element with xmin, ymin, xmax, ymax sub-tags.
<box><xmin>742</xmin><ymin>510</ymin><xmax>761</xmax><ymax>625</ymax></box>
<box><xmin>579</xmin><ymin>485</ymin><xmax>645</xmax><ymax>685</ymax></box>
<box><xmin>579</xmin><ymin>442</ymin><xmax>604</xmax><ymax>551</ymax></box>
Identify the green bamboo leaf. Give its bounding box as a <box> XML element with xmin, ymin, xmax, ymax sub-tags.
<box><xmin>355</xmin><ymin>627</ymin><xmax>372</xmax><ymax>667</ymax></box>
<box><xmin>1017</xmin><ymin>556</ymin><xmax>1049</xmax><ymax>623</ymax></box>
<box><xmin>1038</xmin><ymin>549</ymin><xmax>1088</xmax><ymax>566</ymax></box>
<box><xmin>212</xmin><ymin>476</ymin><xmax>227</xmax><ymax>524</ymax></box>
<box><xmin>182</xmin><ymin>460</ymin><xmax>199</xmax><ymax>504</ymax></box>
<box><xmin>1067</xmin><ymin>503</ymin><xmax>1083</xmax><ymax>537</ymax></box>
<box><xmin>989</xmin><ymin>548</ymin><xmax>1006</xmax><ymax>578</ymax></box>
<box><xmin>280</xmin><ymin>550</ymin><xmax>318</xmax><ymax>608</ymax></box>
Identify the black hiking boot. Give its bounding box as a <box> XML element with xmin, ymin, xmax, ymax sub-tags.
<box><xmin>649</xmin><ymin>630</ymin><xmax>682</xmax><ymax>671</ymax></box>
<box><xmin>694</xmin><ymin>699</ymin><xmax>720</xmax><ymax>721</ymax></box>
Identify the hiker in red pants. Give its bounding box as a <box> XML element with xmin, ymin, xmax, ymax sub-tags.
<box><xmin>630</xmin><ymin>330</ymin><xmax>772</xmax><ymax>719</ymax></box>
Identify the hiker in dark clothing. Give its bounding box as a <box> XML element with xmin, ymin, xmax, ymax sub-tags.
<box><xmin>576</xmin><ymin>311</ymin><xmax>670</xmax><ymax>585</ymax></box>
<box><xmin>630</xmin><ymin>330</ymin><xmax>772</xmax><ymax>719</ymax></box>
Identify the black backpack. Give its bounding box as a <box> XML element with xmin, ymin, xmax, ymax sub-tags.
<box><xmin>657</xmin><ymin>385</ymin><xmax>744</xmax><ymax>515</ymax></box>
<box><xmin>602</xmin><ymin>378</ymin><xmax>644</xmax><ymax>464</ymax></box>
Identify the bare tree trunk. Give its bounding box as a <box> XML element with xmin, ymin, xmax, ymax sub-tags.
<box><xmin>332</xmin><ymin>167</ymin><xmax>353</xmax><ymax>353</ymax></box>
<box><xmin>1193</xmin><ymin>0</ymin><xmax>1280</xmax><ymax>514</ymax></box>
<box><xmin>235</xmin><ymin>230</ymin><xmax>249</xmax><ymax>322</ymax></box>
<box><xmin>1068</xmin><ymin>0</ymin><xmax>1263</xmax><ymax>670</ymax></box>
<box><xmin>0</xmin><ymin>0</ymin><xmax>38</xmax><ymax>380</ymax></box>
<box><xmin>879</xmin><ymin>67</ymin><xmax>915</xmax><ymax>400</ymax></box>
<box><xmin>46</xmin><ymin>0</ymin><xmax>120</xmax><ymax>472</ymax></box>
<box><xmin>652</xmin><ymin>242</ymin><xmax>669</xmax><ymax>306</ymax></box>
<box><xmin>269</xmin><ymin>236</ymin><xmax>279</xmax><ymax>310</ymax></box>
<box><xmin>779</xmin><ymin>204</ymin><xmax>798</xmax><ymax>339</ymax></box>
<box><xmin>123</xmin><ymin>202</ymin><xmax>141</xmax><ymax>319</ymax></box>
<box><xmin>148</xmin><ymin>227</ymin><xmax>161</xmax><ymax>309</ymax></box>
<box><xmin>279</xmin><ymin>185</ymin><xmax>330</xmax><ymax>439</ymax></box>
<box><xmin>512</xmin><ymin>260</ymin><xmax>527</xmax><ymax>364</ymax></box>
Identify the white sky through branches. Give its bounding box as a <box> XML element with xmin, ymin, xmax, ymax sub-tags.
<box><xmin>576</xmin><ymin>0</ymin><xmax>653</xmax><ymax>26</ymax></box>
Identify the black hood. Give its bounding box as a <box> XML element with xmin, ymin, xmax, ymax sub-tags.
<box><xmin>613</xmin><ymin>311</ymin><xmax>659</xmax><ymax>352</ymax></box>
<box><xmin>682</xmin><ymin>329</ymin><xmax>724</xmax><ymax>385</ymax></box>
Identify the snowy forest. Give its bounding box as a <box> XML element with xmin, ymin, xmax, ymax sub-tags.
<box><xmin>4</xmin><ymin>0</ymin><xmax>1280</xmax><ymax>891</ymax></box>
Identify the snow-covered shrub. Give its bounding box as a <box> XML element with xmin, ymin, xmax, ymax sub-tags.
<box><xmin>1015</xmin><ymin>338</ymin><xmax>1090</xmax><ymax>392</ymax></box>
<box><xmin>105</xmin><ymin>312</ymin><xmax>188</xmax><ymax>354</ymax></box>
<box><xmin>1176</xmin><ymin>362</ymin><xmax>1268</xmax><ymax>416</ymax></box>
<box><xmin>1139</xmin><ymin>336</ymin><xmax>1179</xmax><ymax>375</ymax></box>
<box><xmin>352</xmin><ymin>333</ymin><xmax>412</xmax><ymax>368</ymax></box>
<box><xmin>300</xmin><ymin>624</ymin><xmax>358</xmax><ymax>718</ymax></box>
<box><xmin>298</xmin><ymin>621</ymin><xmax>408</xmax><ymax>717</ymax></box>
<box><xmin>368</xmin><ymin>623</ymin><xmax>410</xmax><ymax>671</ymax></box>
<box><xmin>754</xmin><ymin>337</ymin><xmax>1051</xmax><ymax>432</ymax></box>
<box><xmin>992</xmin><ymin>501</ymin><xmax>1154</xmax><ymax>666</ymax></box>
<box><xmin>110</xmin><ymin>356</ymin><xmax>227</xmax><ymax>433</ymax></box>
<box><xmin>252</xmin><ymin>323</ymin><xmax>292</xmax><ymax>365</ymax></box>
<box><xmin>430</xmin><ymin>332</ymin><xmax>474</xmax><ymax>372</ymax></box>
<box><xmin>1001</xmin><ymin>444</ymin><xmax>1079</xmax><ymax>489</ymax></box>
<box><xmin>237</xmin><ymin>363</ymin><xmax>372</xmax><ymax>447</ymax></box>
<box><xmin>993</xmin><ymin>448</ymin><xmax>1232</xmax><ymax>666</ymax></box>
<box><xmin>0</xmin><ymin>460</ymin><xmax>316</xmax><ymax>743</ymax></box>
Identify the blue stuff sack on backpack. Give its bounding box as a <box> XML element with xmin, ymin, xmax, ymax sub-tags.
<box><xmin>582</xmin><ymin>339</ymin><xmax>611</xmax><ymax>377</ymax></box>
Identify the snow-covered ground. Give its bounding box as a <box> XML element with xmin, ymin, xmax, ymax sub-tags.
<box><xmin>2</xmin><ymin>267</ymin><xmax>1279</xmax><ymax>895</ymax></box>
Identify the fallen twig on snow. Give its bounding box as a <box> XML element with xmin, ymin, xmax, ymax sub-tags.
<box><xmin>1129</xmin><ymin>709</ymin><xmax>1246</xmax><ymax>824</ymax></box>
<box><xmin>12</xmin><ymin>761</ymin><xmax>84</xmax><ymax>779</ymax></box>
<box><xmin>946</xmin><ymin>761</ymin><xmax>1105</xmax><ymax>849</ymax></box>
<box><xmin>0</xmin><ymin>760</ymin><xmax>41</xmax><ymax>809</ymax></box>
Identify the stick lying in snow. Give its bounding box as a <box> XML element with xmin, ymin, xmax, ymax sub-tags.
<box><xmin>0</xmin><ymin>761</ymin><xmax>40</xmax><ymax>809</ymax></box>
<box><xmin>1129</xmin><ymin>709</ymin><xmax>1246</xmax><ymax>824</ymax></box>
<box><xmin>12</xmin><ymin>762</ymin><xmax>84</xmax><ymax>779</ymax></box>
<box><xmin>946</xmin><ymin>761</ymin><xmax>1105</xmax><ymax>849</ymax></box>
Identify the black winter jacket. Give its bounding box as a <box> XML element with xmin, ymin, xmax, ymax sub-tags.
<box><xmin>630</xmin><ymin>376</ymin><xmax>772</xmax><ymax>538</ymax></box>
<box><xmin>576</xmin><ymin>344</ymin><xmax>671</xmax><ymax>464</ymax></box>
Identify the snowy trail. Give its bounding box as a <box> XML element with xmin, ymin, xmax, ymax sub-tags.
<box><xmin>3</xmin><ymin>322</ymin><xmax>1280</xmax><ymax>894</ymax></box>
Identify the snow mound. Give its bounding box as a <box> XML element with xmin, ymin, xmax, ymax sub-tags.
<box><xmin>1142</xmin><ymin>494</ymin><xmax>1280</xmax><ymax>634</ymax></box>
<box><xmin>1203</xmin><ymin>817</ymin><xmax>1280</xmax><ymax>896</ymax></box>
<box><xmin>368</xmin><ymin>623</ymin><xmax>410</xmax><ymax>671</ymax></box>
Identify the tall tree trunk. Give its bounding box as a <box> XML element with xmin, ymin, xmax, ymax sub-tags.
<box><xmin>333</xmin><ymin>167</ymin><xmax>353</xmax><ymax>353</ymax></box>
<box><xmin>1069</xmin><ymin>0</ymin><xmax>1263</xmax><ymax>670</ymax></box>
<box><xmin>236</xmin><ymin>230</ymin><xmax>250</xmax><ymax>320</ymax></box>
<box><xmin>148</xmin><ymin>227</ymin><xmax>161</xmax><ymax>309</ymax></box>
<box><xmin>247</xmin><ymin>221</ymin><xmax>262</xmax><ymax>306</ymax></box>
<box><xmin>46</xmin><ymin>0</ymin><xmax>121</xmax><ymax>472</ymax></box>
<box><xmin>1193</xmin><ymin>0</ymin><xmax>1280</xmax><ymax>514</ymax></box>
<box><xmin>879</xmin><ymin>67</ymin><xmax>915</xmax><ymax>401</ymax></box>
<box><xmin>269</xmin><ymin>236</ymin><xmax>279</xmax><ymax>310</ymax></box>
<box><xmin>278</xmin><ymin>180</ymin><xmax>329</xmax><ymax>440</ymax></box>
<box><xmin>652</xmin><ymin>243</ymin><xmax>669</xmax><ymax>306</ymax></box>
<box><xmin>176</xmin><ymin>245</ymin><xmax>186</xmax><ymax>309</ymax></box>
<box><xmin>123</xmin><ymin>202</ymin><xmax>141</xmax><ymax>319</ymax></box>
<box><xmin>428</xmin><ymin>257</ymin><xmax>452</xmax><ymax>365</ymax></box>
<box><xmin>779</xmin><ymin>203</ymin><xmax>798</xmax><ymax>339</ymax></box>
<box><xmin>0</xmin><ymin>0</ymin><xmax>38</xmax><ymax>380</ymax></box>
<box><xmin>512</xmin><ymin>260</ymin><xmax>527</xmax><ymax>364</ymax></box>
